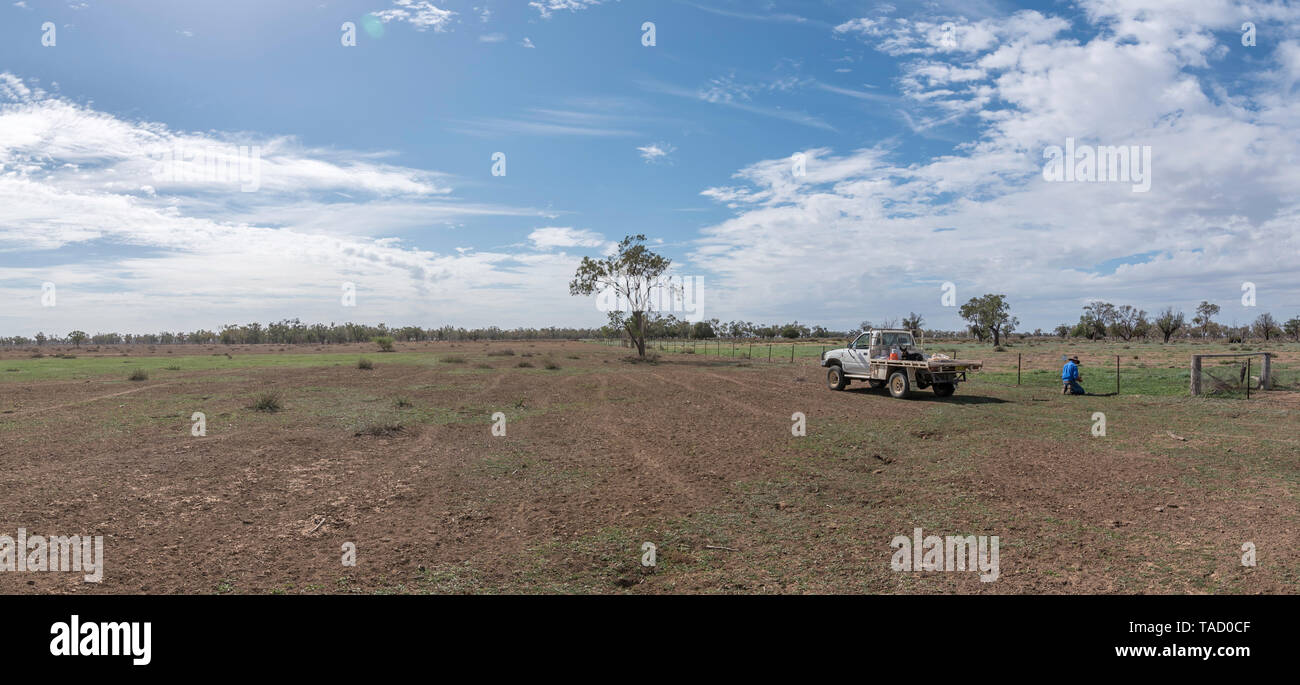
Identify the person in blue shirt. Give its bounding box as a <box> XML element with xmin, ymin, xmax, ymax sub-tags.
<box><xmin>1062</xmin><ymin>356</ymin><xmax>1084</xmax><ymax>395</ymax></box>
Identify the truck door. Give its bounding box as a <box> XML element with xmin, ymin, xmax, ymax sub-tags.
<box><xmin>845</xmin><ymin>332</ymin><xmax>871</xmax><ymax>374</ymax></box>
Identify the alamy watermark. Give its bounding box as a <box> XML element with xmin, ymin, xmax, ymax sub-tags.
<box><xmin>595</xmin><ymin>275</ymin><xmax>705</xmax><ymax>322</ymax></box>
<box><xmin>890</xmin><ymin>527</ymin><xmax>999</xmax><ymax>582</ymax></box>
<box><xmin>1042</xmin><ymin>137</ymin><xmax>1151</xmax><ymax>192</ymax></box>
<box><xmin>151</xmin><ymin>144</ymin><xmax>262</xmax><ymax>192</ymax></box>
<box><xmin>1</xmin><ymin>528</ymin><xmax>104</xmax><ymax>582</ymax></box>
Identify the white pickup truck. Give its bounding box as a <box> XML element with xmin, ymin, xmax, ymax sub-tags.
<box><xmin>820</xmin><ymin>329</ymin><xmax>982</xmax><ymax>398</ymax></box>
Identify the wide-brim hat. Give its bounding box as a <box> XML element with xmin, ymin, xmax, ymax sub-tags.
<box><xmin>1068</xmin><ymin>355</ymin><xmax>1080</xmax><ymax>363</ymax></box>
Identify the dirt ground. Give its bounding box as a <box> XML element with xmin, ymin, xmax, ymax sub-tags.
<box><xmin>1</xmin><ymin>340</ymin><xmax>1296</xmax><ymax>594</ymax></box>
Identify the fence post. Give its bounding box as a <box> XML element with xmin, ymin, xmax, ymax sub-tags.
<box><xmin>1017</xmin><ymin>353</ymin><xmax>1021</xmax><ymax>386</ymax></box>
<box><xmin>1262</xmin><ymin>353</ymin><xmax>1272</xmax><ymax>390</ymax></box>
<box><xmin>768</xmin><ymin>345</ymin><xmax>772</xmax><ymax>362</ymax></box>
<box><xmin>1190</xmin><ymin>355</ymin><xmax>1201</xmax><ymax>395</ymax></box>
<box><xmin>1115</xmin><ymin>355</ymin><xmax>1120</xmax><ymax>395</ymax></box>
<box><xmin>1246</xmin><ymin>357</ymin><xmax>1251</xmax><ymax>400</ymax></box>
<box><xmin>791</xmin><ymin>345</ymin><xmax>795</xmax><ymax>363</ymax></box>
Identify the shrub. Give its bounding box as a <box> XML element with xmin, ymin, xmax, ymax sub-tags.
<box><xmin>373</xmin><ymin>336</ymin><xmax>395</xmax><ymax>352</ymax></box>
<box><xmin>127</xmin><ymin>368</ymin><xmax>148</xmax><ymax>381</ymax></box>
<box><xmin>516</xmin><ymin>361</ymin><xmax>534</xmax><ymax>368</ymax></box>
<box><xmin>165</xmin><ymin>364</ymin><xmax>181</xmax><ymax>371</ymax></box>
<box><xmin>253</xmin><ymin>392</ymin><xmax>282</xmax><ymax>412</ymax></box>
<box><xmin>487</xmin><ymin>349</ymin><xmax>515</xmax><ymax>357</ymax></box>
<box><xmin>441</xmin><ymin>356</ymin><xmax>466</xmax><ymax>364</ymax></box>
<box><xmin>543</xmin><ymin>359</ymin><xmax>560</xmax><ymax>370</ymax></box>
<box><xmin>393</xmin><ymin>397</ymin><xmax>413</xmax><ymax>408</ymax></box>
<box><xmin>357</xmin><ymin>358</ymin><xmax>374</xmax><ymax>370</ymax></box>
<box><xmin>475</xmin><ymin>363</ymin><xmax>493</xmax><ymax>369</ymax></box>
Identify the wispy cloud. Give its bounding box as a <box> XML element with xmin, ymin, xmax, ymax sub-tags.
<box><xmin>447</xmin><ymin>104</ymin><xmax>643</xmax><ymax>137</ymax></box>
<box><xmin>637</xmin><ymin>142</ymin><xmax>676</xmax><ymax>163</ymax></box>
<box><xmin>676</xmin><ymin>1</ymin><xmax>833</xmax><ymax>29</ymax></box>
<box><xmin>639</xmin><ymin>79</ymin><xmax>836</xmax><ymax>131</ymax></box>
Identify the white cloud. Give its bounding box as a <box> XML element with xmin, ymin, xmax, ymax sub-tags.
<box><xmin>520</xmin><ymin>37</ymin><xmax>536</xmax><ymax>48</ymax></box>
<box><xmin>371</xmin><ymin>1</ymin><xmax>455</xmax><ymax>32</ymax></box>
<box><xmin>529</xmin><ymin>0</ymin><xmax>608</xmax><ymax>20</ymax></box>
<box><xmin>479</xmin><ymin>32</ymin><xmax>506</xmax><ymax>43</ymax></box>
<box><xmin>637</xmin><ymin>142</ymin><xmax>675</xmax><ymax>163</ymax></box>
<box><xmin>528</xmin><ymin>227</ymin><xmax>610</xmax><ymax>250</ymax></box>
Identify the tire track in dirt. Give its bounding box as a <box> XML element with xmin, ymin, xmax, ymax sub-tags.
<box><xmin>697</xmin><ymin>368</ymin><xmax>811</xmax><ymax>396</ymax></box>
<box><xmin>5</xmin><ymin>383</ymin><xmax>171</xmax><ymax>417</ymax></box>
<box><xmin>646</xmin><ymin>370</ymin><xmax>773</xmax><ymax>420</ymax></box>
<box><xmin>588</xmin><ymin>372</ymin><xmax>714</xmax><ymax>510</ymax></box>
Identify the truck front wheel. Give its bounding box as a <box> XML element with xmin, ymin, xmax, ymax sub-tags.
<box><xmin>827</xmin><ymin>366</ymin><xmax>847</xmax><ymax>391</ymax></box>
<box><xmin>932</xmin><ymin>383</ymin><xmax>956</xmax><ymax>398</ymax></box>
<box><xmin>887</xmin><ymin>371</ymin><xmax>910</xmax><ymax>398</ymax></box>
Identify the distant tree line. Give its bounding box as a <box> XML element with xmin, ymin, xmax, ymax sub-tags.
<box><xmin>0</xmin><ymin>320</ymin><xmax>608</xmax><ymax>348</ymax></box>
<box><xmin>6</xmin><ymin>301</ymin><xmax>1298</xmax><ymax>349</ymax></box>
<box><xmin>1053</xmin><ymin>300</ymin><xmax>1299</xmax><ymax>343</ymax></box>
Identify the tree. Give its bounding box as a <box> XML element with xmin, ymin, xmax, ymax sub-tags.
<box><xmin>690</xmin><ymin>321</ymin><xmax>715</xmax><ymax>339</ymax></box>
<box><xmin>1078</xmin><ymin>301</ymin><xmax>1116</xmax><ymax>340</ymax></box>
<box><xmin>1053</xmin><ymin>324</ymin><xmax>1070</xmax><ymax>338</ymax></box>
<box><xmin>1109</xmin><ymin>305</ymin><xmax>1148</xmax><ymax>341</ymax></box>
<box><xmin>858</xmin><ymin>320</ymin><xmax>873</xmax><ymax>332</ymax></box>
<box><xmin>959</xmin><ymin>294</ymin><xmax>1017</xmax><ymax>346</ymax></box>
<box><xmin>1193</xmin><ymin>301</ymin><xmax>1220</xmax><ymax>338</ymax></box>
<box><xmin>67</xmin><ymin>331</ymin><xmax>87</xmax><ymax>347</ymax></box>
<box><xmin>569</xmin><ymin>234</ymin><xmax>672</xmax><ymax>357</ymax></box>
<box><xmin>901</xmin><ymin>312</ymin><xmax>924</xmax><ymax>336</ymax></box>
<box><xmin>1252</xmin><ymin>312</ymin><xmax>1280</xmax><ymax>341</ymax></box>
<box><xmin>1283</xmin><ymin>316</ymin><xmax>1300</xmax><ymax>342</ymax></box>
<box><xmin>1153</xmin><ymin>307</ymin><xmax>1185</xmax><ymax>343</ymax></box>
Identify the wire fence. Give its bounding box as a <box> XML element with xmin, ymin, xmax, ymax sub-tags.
<box><xmin>589</xmin><ymin>338</ymin><xmax>1297</xmax><ymax>398</ymax></box>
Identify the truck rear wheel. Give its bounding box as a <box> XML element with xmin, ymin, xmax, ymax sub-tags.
<box><xmin>827</xmin><ymin>366</ymin><xmax>847</xmax><ymax>391</ymax></box>
<box><xmin>932</xmin><ymin>383</ymin><xmax>956</xmax><ymax>398</ymax></box>
<box><xmin>887</xmin><ymin>371</ymin><xmax>910</xmax><ymax>398</ymax></box>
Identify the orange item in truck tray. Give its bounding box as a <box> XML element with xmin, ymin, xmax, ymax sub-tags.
<box><xmin>889</xmin><ymin>352</ymin><xmax>900</xmax><ymax>360</ymax></box>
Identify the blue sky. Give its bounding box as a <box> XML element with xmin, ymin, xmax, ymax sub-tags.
<box><xmin>2</xmin><ymin>0</ymin><xmax>1299</xmax><ymax>336</ymax></box>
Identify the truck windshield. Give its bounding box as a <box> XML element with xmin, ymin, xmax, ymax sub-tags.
<box><xmin>880</xmin><ymin>333</ymin><xmax>914</xmax><ymax>347</ymax></box>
